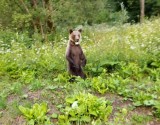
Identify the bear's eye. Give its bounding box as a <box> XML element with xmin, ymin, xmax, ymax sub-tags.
<box><xmin>72</xmin><ymin>35</ymin><xmax>75</xmax><ymax>38</ymax></box>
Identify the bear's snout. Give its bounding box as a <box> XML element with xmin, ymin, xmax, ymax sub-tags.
<box><xmin>75</xmin><ymin>39</ymin><xmax>79</xmax><ymax>42</ymax></box>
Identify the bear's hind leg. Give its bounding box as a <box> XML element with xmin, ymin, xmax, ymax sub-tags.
<box><xmin>78</xmin><ymin>68</ymin><xmax>86</xmax><ymax>79</ymax></box>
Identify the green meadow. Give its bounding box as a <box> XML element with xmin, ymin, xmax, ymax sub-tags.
<box><xmin>0</xmin><ymin>18</ymin><xmax>160</xmax><ymax>125</ymax></box>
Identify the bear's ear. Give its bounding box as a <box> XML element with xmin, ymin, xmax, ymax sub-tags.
<box><xmin>78</xmin><ymin>29</ymin><xmax>82</xmax><ymax>33</ymax></box>
<box><xmin>69</xmin><ymin>29</ymin><xmax>73</xmax><ymax>34</ymax></box>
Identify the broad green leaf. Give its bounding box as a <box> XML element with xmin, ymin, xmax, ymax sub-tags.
<box><xmin>133</xmin><ymin>101</ymin><xmax>142</xmax><ymax>107</ymax></box>
<box><xmin>144</xmin><ymin>100</ymin><xmax>155</xmax><ymax>106</ymax></box>
<box><xmin>28</xmin><ymin>119</ymin><xmax>35</xmax><ymax>125</ymax></box>
<box><xmin>66</xmin><ymin>97</ymin><xmax>76</xmax><ymax>104</ymax></box>
<box><xmin>51</xmin><ymin>113</ymin><xmax>58</xmax><ymax>118</ymax></box>
<box><xmin>80</xmin><ymin>115</ymin><xmax>91</xmax><ymax>122</ymax></box>
<box><xmin>89</xmin><ymin>110</ymin><xmax>97</xmax><ymax>116</ymax></box>
<box><xmin>69</xmin><ymin>117</ymin><xmax>78</xmax><ymax>121</ymax></box>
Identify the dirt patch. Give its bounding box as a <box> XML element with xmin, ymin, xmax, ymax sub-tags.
<box><xmin>102</xmin><ymin>92</ymin><xmax>160</xmax><ymax>125</ymax></box>
<box><xmin>14</xmin><ymin>116</ymin><xmax>26</xmax><ymax>125</ymax></box>
<box><xmin>7</xmin><ymin>94</ymin><xmax>19</xmax><ymax>104</ymax></box>
<box><xmin>133</xmin><ymin>106</ymin><xmax>153</xmax><ymax>116</ymax></box>
<box><xmin>27</xmin><ymin>90</ymin><xmax>42</xmax><ymax>101</ymax></box>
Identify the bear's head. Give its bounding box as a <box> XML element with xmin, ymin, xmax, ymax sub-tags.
<box><xmin>69</xmin><ymin>29</ymin><xmax>82</xmax><ymax>45</ymax></box>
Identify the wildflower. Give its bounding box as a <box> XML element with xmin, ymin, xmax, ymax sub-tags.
<box><xmin>130</xmin><ymin>45</ymin><xmax>135</xmax><ymax>50</ymax></box>
<box><xmin>71</xmin><ymin>101</ymin><xmax>78</xmax><ymax>109</ymax></box>
<box><xmin>141</xmin><ymin>44</ymin><xmax>144</xmax><ymax>47</ymax></box>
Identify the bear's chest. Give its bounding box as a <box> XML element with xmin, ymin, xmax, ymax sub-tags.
<box><xmin>70</xmin><ymin>45</ymin><xmax>81</xmax><ymax>57</ymax></box>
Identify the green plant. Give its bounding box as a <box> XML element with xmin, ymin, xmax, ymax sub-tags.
<box><xmin>8</xmin><ymin>99</ymin><xmax>22</xmax><ymax>117</ymax></box>
<box><xmin>0</xmin><ymin>97</ymin><xmax>7</xmax><ymax>110</ymax></box>
<box><xmin>58</xmin><ymin>92</ymin><xmax>113</xmax><ymax>124</ymax></box>
<box><xmin>19</xmin><ymin>102</ymin><xmax>51</xmax><ymax>125</ymax></box>
<box><xmin>154</xmin><ymin>101</ymin><xmax>160</xmax><ymax>118</ymax></box>
<box><xmin>53</xmin><ymin>73</ymin><xmax>70</xmax><ymax>83</ymax></box>
<box><xmin>74</xmin><ymin>76</ymin><xmax>91</xmax><ymax>88</ymax></box>
<box><xmin>29</xmin><ymin>79</ymin><xmax>44</xmax><ymax>91</ymax></box>
<box><xmin>133</xmin><ymin>91</ymin><xmax>155</xmax><ymax>107</ymax></box>
<box><xmin>91</xmin><ymin>72</ymin><xmax>126</xmax><ymax>94</ymax></box>
<box><xmin>10</xmin><ymin>82</ymin><xmax>23</xmax><ymax>95</ymax></box>
<box><xmin>119</xmin><ymin>62</ymin><xmax>142</xmax><ymax>80</ymax></box>
<box><xmin>20</xmin><ymin>70</ymin><xmax>35</xmax><ymax>84</ymax></box>
<box><xmin>91</xmin><ymin>76</ymin><xmax>108</xmax><ymax>94</ymax></box>
<box><xmin>109</xmin><ymin>108</ymin><xmax>128</xmax><ymax>125</ymax></box>
<box><xmin>131</xmin><ymin>114</ymin><xmax>151</xmax><ymax>125</ymax></box>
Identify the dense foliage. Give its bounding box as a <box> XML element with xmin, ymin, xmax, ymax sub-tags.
<box><xmin>112</xmin><ymin>0</ymin><xmax>160</xmax><ymax>22</ymax></box>
<box><xmin>0</xmin><ymin>0</ymin><xmax>159</xmax><ymax>35</ymax></box>
<box><xmin>0</xmin><ymin>0</ymin><xmax>127</xmax><ymax>32</ymax></box>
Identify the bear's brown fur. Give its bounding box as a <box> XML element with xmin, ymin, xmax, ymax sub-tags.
<box><xmin>65</xmin><ymin>29</ymin><xmax>86</xmax><ymax>79</ymax></box>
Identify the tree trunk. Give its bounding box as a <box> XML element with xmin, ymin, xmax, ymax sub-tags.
<box><xmin>32</xmin><ymin>0</ymin><xmax>46</xmax><ymax>41</ymax></box>
<box><xmin>140</xmin><ymin>0</ymin><xmax>145</xmax><ymax>23</ymax></box>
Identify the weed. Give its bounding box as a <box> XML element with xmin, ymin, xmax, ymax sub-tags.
<box><xmin>154</xmin><ymin>102</ymin><xmax>160</xmax><ymax>118</ymax></box>
<box><xmin>8</xmin><ymin>99</ymin><xmax>21</xmax><ymax>117</ymax></box>
<box><xmin>58</xmin><ymin>92</ymin><xmax>113</xmax><ymax>124</ymax></box>
<box><xmin>0</xmin><ymin>97</ymin><xmax>7</xmax><ymax>110</ymax></box>
<box><xmin>109</xmin><ymin>108</ymin><xmax>128</xmax><ymax>125</ymax></box>
<box><xmin>19</xmin><ymin>102</ymin><xmax>52</xmax><ymax>125</ymax></box>
<box><xmin>10</xmin><ymin>82</ymin><xmax>23</xmax><ymax>95</ymax></box>
<box><xmin>131</xmin><ymin>114</ymin><xmax>151</xmax><ymax>124</ymax></box>
<box><xmin>29</xmin><ymin>79</ymin><xmax>44</xmax><ymax>91</ymax></box>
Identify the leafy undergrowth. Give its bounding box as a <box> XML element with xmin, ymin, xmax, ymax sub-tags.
<box><xmin>0</xmin><ymin>18</ymin><xmax>160</xmax><ymax>124</ymax></box>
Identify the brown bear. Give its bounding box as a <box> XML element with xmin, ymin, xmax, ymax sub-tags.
<box><xmin>65</xmin><ymin>29</ymin><xmax>86</xmax><ymax>79</ymax></box>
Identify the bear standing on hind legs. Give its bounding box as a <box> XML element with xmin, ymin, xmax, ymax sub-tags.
<box><xmin>65</xmin><ymin>29</ymin><xmax>87</xmax><ymax>79</ymax></box>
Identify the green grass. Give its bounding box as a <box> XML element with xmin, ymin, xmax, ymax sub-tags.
<box><xmin>131</xmin><ymin>114</ymin><xmax>152</xmax><ymax>125</ymax></box>
<box><xmin>0</xmin><ymin>18</ymin><xmax>160</xmax><ymax>124</ymax></box>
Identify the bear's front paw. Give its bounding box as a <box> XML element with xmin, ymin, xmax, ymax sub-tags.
<box><xmin>81</xmin><ymin>62</ymin><xmax>86</xmax><ymax>67</ymax></box>
<box><xmin>73</xmin><ymin>65</ymin><xmax>80</xmax><ymax>69</ymax></box>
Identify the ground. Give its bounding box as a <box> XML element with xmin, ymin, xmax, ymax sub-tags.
<box><xmin>0</xmin><ymin>83</ymin><xmax>160</xmax><ymax>125</ymax></box>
